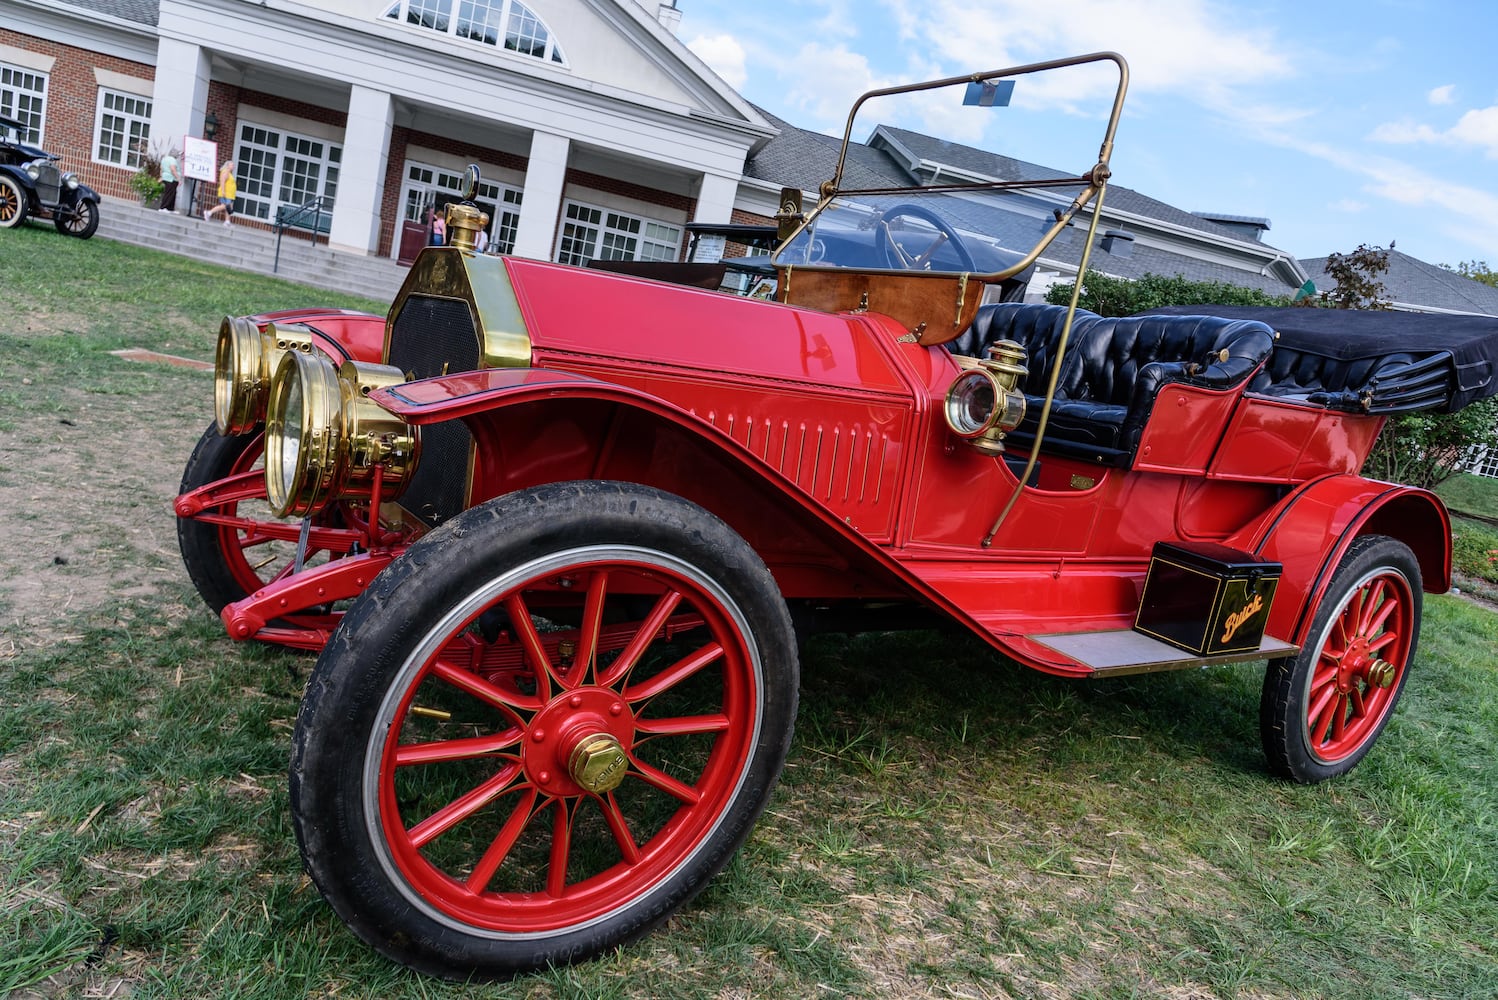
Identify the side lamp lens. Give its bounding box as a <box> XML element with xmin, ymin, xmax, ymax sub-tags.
<box><xmin>264</xmin><ymin>354</ymin><xmax>417</xmax><ymax>520</ymax></box>
<box><xmin>943</xmin><ymin>368</ymin><xmax>1026</xmax><ymax>456</ymax></box>
<box><xmin>265</xmin><ymin>350</ymin><xmax>342</xmax><ymax>518</ymax></box>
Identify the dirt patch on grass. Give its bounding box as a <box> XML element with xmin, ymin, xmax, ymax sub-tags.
<box><xmin>0</xmin><ymin>356</ymin><xmax>211</xmax><ymax>651</ymax></box>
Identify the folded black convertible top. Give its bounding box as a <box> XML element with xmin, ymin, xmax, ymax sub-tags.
<box><xmin>1143</xmin><ymin>305</ymin><xmax>1498</xmax><ymax>412</ymax></box>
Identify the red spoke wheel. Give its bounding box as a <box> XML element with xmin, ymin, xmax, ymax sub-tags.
<box><xmin>176</xmin><ymin>423</ymin><xmax>351</xmax><ymax>614</ymax></box>
<box><xmin>1261</xmin><ymin>535</ymin><xmax>1421</xmax><ymax>783</ymax></box>
<box><xmin>291</xmin><ymin>481</ymin><xmax>797</xmax><ymax>978</ymax></box>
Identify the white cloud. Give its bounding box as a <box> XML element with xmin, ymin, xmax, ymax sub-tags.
<box><xmin>1368</xmin><ymin>104</ymin><xmax>1498</xmax><ymax>157</ymax></box>
<box><xmin>1427</xmin><ymin>84</ymin><xmax>1457</xmax><ymax>105</ymax></box>
<box><xmin>1329</xmin><ymin>198</ymin><xmax>1368</xmax><ymax>213</ymax></box>
<box><xmin>873</xmin><ymin>0</ymin><xmax>1294</xmax><ymax>111</ymax></box>
<box><xmin>685</xmin><ymin>33</ymin><xmax>748</xmax><ymax>89</ymax></box>
<box><xmin>779</xmin><ymin>43</ymin><xmax>893</xmax><ymax>133</ymax></box>
<box><xmin>1266</xmin><ymin>132</ymin><xmax>1498</xmax><ymax>250</ymax></box>
<box><xmin>1450</xmin><ymin>106</ymin><xmax>1498</xmax><ymax>156</ymax></box>
<box><xmin>1368</xmin><ymin>119</ymin><xmax>1442</xmax><ymax>144</ymax></box>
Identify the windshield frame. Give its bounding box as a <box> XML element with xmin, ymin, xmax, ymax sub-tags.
<box><xmin>773</xmin><ymin>51</ymin><xmax>1130</xmax><ymax>284</ymax></box>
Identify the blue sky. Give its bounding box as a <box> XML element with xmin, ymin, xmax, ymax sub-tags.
<box><xmin>676</xmin><ymin>0</ymin><xmax>1498</xmax><ymax>269</ymax></box>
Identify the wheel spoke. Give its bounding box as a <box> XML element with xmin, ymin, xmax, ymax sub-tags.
<box><xmin>634</xmin><ymin>713</ymin><xmax>731</xmax><ymax>737</ymax></box>
<box><xmin>569</xmin><ymin>571</ymin><xmax>610</xmax><ymax>689</ymax></box>
<box><xmin>1308</xmin><ymin>686</ymin><xmax>1339</xmax><ymax>742</ymax></box>
<box><xmin>1354</xmin><ymin>580</ymin><xmax>1385</xmax><ymax>633</ymax></box>
<box><xmin>395</xmin><ymin>733</ymin><xmax>521</xmax><ymax>767</ymax></box>
<box><xmin>1364</xmin><ymin>592</ymin><xmax>1398</xmax><ymax>637</ymax></box>
<box><xmin>1366</xmin><ymin>630</ymin><xmax>1400</xmax><ymax>655</ymax></box>
<box><xmin>1329</xmin><ymin>696</ymin><xmax>1348</xmax><ymax>742</ymax></box>
<box><xmin>504</xmin><ymin>593</ymin><xmax>553</xmax><ymax>705</ymax></box>
<box><xmin>597</xmin><ymin>589</ymin><xmax>684</xmax><ymax>688</ymax></box>
<box><xmin>629</xmin><ymin>756</ymin><xmax>702</xmax><ymax>805</ymax></box>
<box><xmin>1349</xmin><ymin>685</ymin><xmax>1368</xmax><ymax>721</ymax></box>
<box><xmin>546</xmin><ymin>798</ymin><xmax>574</xmax><ymax>898</ymax></box>
<box><xmin>430</xmin><ymin>659</ymin><xmax>529</xmax><ymax>730</ymax></box>
<box><xmin>465</xmin><ymin>786</ymin><xmax>540</xmax><ymax>892</ymax></box>
<box><xmin>624</xmin><ymin>641</ymin><xmax>723</xmax><ymax>702</ymax></box>
<box><xmin>407</xmin><ymin>761</ymin><xmax>523</xmax><ymax>849</ymax></box>
<box><xmin>599</xmin><ymin>792</ymin><xmax>642</xmax><ymax>865</ymax></box>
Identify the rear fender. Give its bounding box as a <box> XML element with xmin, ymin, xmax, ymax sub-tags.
<box><xmin>1229</xmin><ymin>475</ymin><xmax>1451</xmax><ymax>645</ymax></box>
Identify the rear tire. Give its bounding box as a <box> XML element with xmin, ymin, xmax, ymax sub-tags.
<box><xmin>291</xmin><ymin>481</ymin><xmax>799</xmax><ymax>978</ymax></box>
<box><xmin>1260</xmin><ymin>535</ymin><xmax>1420</xmax><ymax>783</ymax></box>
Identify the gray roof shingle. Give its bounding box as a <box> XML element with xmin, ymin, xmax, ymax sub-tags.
<box><xmin>55</xmin><ymin>0</ymin><xmax>158</xmax><ymax>26</ymax></box>
<box><xmin>1303</xmin><ymin>249</ymin><xmax>1498</xmax><ymax>316</ymax></box>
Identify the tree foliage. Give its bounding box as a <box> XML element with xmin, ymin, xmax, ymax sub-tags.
<box><xmin>1043</xmin><ymin>271</ymin><xmax>1291</xmax><ymax>317</ymax></box>
<box><xmin>1444</xmin><ymin>260</ymin><xmax>1498</xmax><ymax>288</ymax></box>
<box><xmin>1362</xmin><ymin>398</ymin><xmax>1498</xmax><ymax>489</ymax></box>
<box><xmin>1316</xmin><ymin>242</ymin><xmax>1393</xmax><ymax>309</ymax></box>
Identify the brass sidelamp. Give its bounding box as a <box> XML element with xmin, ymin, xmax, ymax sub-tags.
<box><xmin>943</xmin><ymin>339</ymin><xmax>1029</xmax><ymax>455</ymax></box>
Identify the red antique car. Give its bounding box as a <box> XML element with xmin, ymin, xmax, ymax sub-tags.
<box><xmin>173</xmin><ymin>53</ymin><xmax>1498</xmax><ymax>978</ymax></box>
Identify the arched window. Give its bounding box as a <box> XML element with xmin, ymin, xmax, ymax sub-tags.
<box><xmin>382</xmin><ymin>0</ymin><xmax>566</xmax><ymax>64</ymax></box>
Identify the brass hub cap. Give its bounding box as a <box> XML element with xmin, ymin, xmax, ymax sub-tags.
<box><xmin>569</xmin><ymin>733</ymin><xmax>629</xmax><ymax>795</ymax></box>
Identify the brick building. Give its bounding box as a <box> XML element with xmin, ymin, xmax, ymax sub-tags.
<box><xmin>2</xmin><ymin>0</ymin><xmax>784</xmax><ymax>263</ymax></box>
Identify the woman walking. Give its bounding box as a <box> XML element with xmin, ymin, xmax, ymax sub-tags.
<box><xmin>203</xmin><ymin>161</ymin><xmax>237</xmax><ymax>225</ymax></box>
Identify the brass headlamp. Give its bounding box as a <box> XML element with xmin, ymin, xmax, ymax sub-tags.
<box><xmin>943</xmin><ymin>340</ymin><xmax>1028</xmax><ymax>455</ymax></box>
<box><xmin>215</xmin><ymin>315</ymin><xmax>314</xmax><ymax>434</ymax></box>
<box><xmin>264</xmin><ymin>351</ymin><xmax>420</xmax><ymax>518</ymax></box>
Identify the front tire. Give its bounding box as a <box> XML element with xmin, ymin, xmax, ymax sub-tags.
<box><xmin>291</xmin><ymin>481</ymin><xmax>799</xmax><ymax>978</ymax></box>
<box><xmin>177</xmin><ymin>423</ymin><xmax>349</xmax><ymax>615</ymax></box>
<box><xmin>54</xmin><ymin>198</ymin><xmax>99</xmax><ymax>239</ymax></box>
<box><xmin>0</xmin><ymin>175</ymin><xmax>28</xmax><ymax>229</ymax></box>
<box><xmin>1260</xmin><ymin>535</ymin><xmax>1421</xmax><ymax>783</ymax></box>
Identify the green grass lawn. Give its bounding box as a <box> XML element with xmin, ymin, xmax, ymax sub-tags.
<box><xmin>1436</xmin><ymin>475</ymin><xmax>1498</xmax><ymax>598</ymax></box>
<box><xmin>3</xmin><ymin>230</ymin><xmax>1496</xmax><ymax>998</ymax></box>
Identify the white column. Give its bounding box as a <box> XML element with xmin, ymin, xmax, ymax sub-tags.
<box><xmin>689</xmin><ymin>172</ymin><xmax>739</xmax><ymax>261</ymax></box>
<box><xmin>511</xmin><ymin>131</ymin><xmax>570</xmax><ymax>261</ymax></box>
<box><xmin>147</xmin><ymin>38</ymin><xmax>211</xmax><ymax>215</ymax></box>
<box><xmin>329</xmin><ymin>85</ymin><xmax>394</xmax><ymax>257</ymax></box>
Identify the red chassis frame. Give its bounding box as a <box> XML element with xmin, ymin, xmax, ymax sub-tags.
<box><xmin>196</xmin><ymin>259</ymin><xmax>1450</xmax><ymax>672</ymax></box>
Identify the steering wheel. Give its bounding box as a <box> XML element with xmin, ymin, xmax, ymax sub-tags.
<box><xmin>874</xmin><ymin>203</ymin><xmax>978</xmax><ymax>272</ymax></box>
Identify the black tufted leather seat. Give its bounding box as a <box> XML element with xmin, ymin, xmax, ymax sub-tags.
<box><xmin>1247</xmin><ymin>348</ymin><xmax>1451</xmax><ymax>413</ymax></box>
<box><xmin>951</xmin><ymin>303</ymin><xmax>1275</xmax><ymax>461</ymax></box>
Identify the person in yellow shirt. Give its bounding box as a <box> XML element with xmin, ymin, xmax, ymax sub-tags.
<box><xmin>203</xmin><ymin>161</ymin><xmax>237</xmax><ymax>225</ymax></box>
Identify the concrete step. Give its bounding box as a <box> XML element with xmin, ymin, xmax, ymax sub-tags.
<box><xmin>96</xmin><ymin>196</ymin><xmax>409</xmax><ymax>305</ymax></box>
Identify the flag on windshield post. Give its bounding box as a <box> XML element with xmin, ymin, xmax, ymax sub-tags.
<box><xmin>963</xmin><ymin>80</ymin><xmax>1015</xmax><ymax>107</ymax></box>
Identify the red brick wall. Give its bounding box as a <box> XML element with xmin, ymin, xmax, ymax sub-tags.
<box><xmin>1</xmin><ymin>28</ymin><xmax>156</xmax><ymax>200</ymax></box>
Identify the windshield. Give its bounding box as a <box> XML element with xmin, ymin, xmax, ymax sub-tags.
<box><xmin>773</xmin><ymin>53</ymin><xmax>1127</xmax><ymax>280</ymax></box>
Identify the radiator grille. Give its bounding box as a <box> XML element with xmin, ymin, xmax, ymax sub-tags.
<box><xmin>388</xmin><ymin>295</ymin><xmax>481</xmax><ymax>380</ymax></box>
<box><xmin>34</xmin><ymin>163</ymin><xmax>60</xmax><ymax>206</ymax></box>
<box><xmin>402</xmin><ymin>421</ymin><xmax>473</xmax><ymax>529</ymax></box>
<box><xmin>387</xmin><ymin>294</ymin><xmax>482</xmax><ymax>526</ymax></box>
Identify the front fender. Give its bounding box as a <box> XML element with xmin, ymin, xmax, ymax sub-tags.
<box><xmin>372</xmin><ymin>367</ymin><xmax>993</xmax><ymax>623</ymax></box>
<box><xmin>1227</xmin><ymin>474</ymin><xmax>1451</xmax><ymax>645</ymax></box>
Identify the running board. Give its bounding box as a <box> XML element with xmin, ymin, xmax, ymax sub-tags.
<box><xmin>1028</xmin><ymin>630</ymin><xmax>1299</xmax><ymax>678</ymax></box>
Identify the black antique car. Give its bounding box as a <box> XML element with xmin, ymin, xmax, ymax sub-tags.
<box><xmin>0</xmin><ymin>113</ymin><xmax>102</xmax><ymax>239</ymax></box>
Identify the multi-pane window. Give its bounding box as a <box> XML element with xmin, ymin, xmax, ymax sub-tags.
<box><xmin>556</xmin><ymin>201</ymin><xmax>682</xmax><ymax>265</ymax></box>
<box><xmin>457</xmin><ymin>0</ymin><xmax>503</xmax><ymax>44</ymax></box>
<box><xmin>94</xmin><ymin>89</ymin><xmax>152</xmax><ymax>168</ymax></box>
<box><xmin>0</xmin><ymin>62</ymin><xmax>47</xmax><ymax>143</ymax></box>
<box><xmin>401</xmin><ymin>161</ymin><xmax>522</xmax><ymax>254</ymax></box>
<box><xmin>405</xmin><ymin>0</ymin><xmax>450</xmax><ymax>31</ymax></box>
<box><xmin>382</xmin><ymin>0</ymin><xmax>565</xmax><ymax>63</ymax></box>
<box><xmin>233</xmin><ymin>123</ymin><xmax>341</xmax><ymax>221</ymax></box>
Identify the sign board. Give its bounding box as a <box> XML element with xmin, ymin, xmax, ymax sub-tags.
<box><xmin>183</xmin><ymin>137</ymin><xmax>218</xmax><ymax>182</ymax></box>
